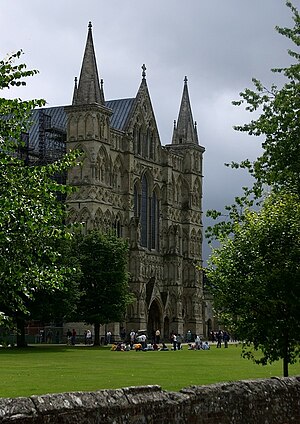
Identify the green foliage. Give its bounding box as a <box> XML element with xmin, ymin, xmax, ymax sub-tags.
<box><xmin>28</xmin><ymin>238</ymin><xmax>82</xmax><ymax>324</ymax></box>
<box><xmin>206</xmin><ymin>2</ymin><xmax>300</xmax><ymax>377</ymax></box>
<box><xmin>207</xmin><ymin>192</ymin><xmax>300</xmax><ymax>375</ymax></box>
<box><xmin>74</xmin><ymin>230</ymin><xmax>132</xmax><ymax>333</ymax></box>
<box><xmin>0</xmin><ymin>50</ymin><xmax>79</xmax><ymax>323</ymax></box>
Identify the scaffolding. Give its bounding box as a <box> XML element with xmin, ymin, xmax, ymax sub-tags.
<box><xmin>37</xmin><ymin>110</ymin><xmax>66</xmax><ymax>165</ymax></box>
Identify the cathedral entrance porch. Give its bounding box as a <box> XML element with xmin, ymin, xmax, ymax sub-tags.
<box><xmin>147</xmin><ymin>299</ymin><xmax>162</xmax><ymax>343</ymax></box>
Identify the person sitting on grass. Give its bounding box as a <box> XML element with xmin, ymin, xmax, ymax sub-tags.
<box><xmin>160</xmin><ymin>343</ymin><xmax>169</xmax><ymax>351</ymax></box>
<box><xmin>202</xmin><ymin>341</ymin><xmax>210</xmax><ymax>350</ymax></box>
<box><xmin>188</xmin><ymin>343</ymin><xmax>196</xmax><ymax>350</ymax></box>
<box><xmin>134</xmin><ymin>343</ymin><xmax>142</xmax><ymax>351</ymax></box>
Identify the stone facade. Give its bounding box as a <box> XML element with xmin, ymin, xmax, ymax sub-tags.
<box><xmin>64</xmin><ymin>23</ymin><xmax>205</xmax><ymax>339</ymax></box>
<box><xmin>1</xmin><ymin>377</ymin><xmax>300</xmax><ymax>423</ymax></box>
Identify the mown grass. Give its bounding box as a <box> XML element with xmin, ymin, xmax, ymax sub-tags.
<box><xmin>0</xmin><ymin>344</ymin><xmax>299</xmax><ymax>398</ymax></box>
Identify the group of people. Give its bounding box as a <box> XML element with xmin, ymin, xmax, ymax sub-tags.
<box><xmin>111</xmin><ymin>341</ymin><xmax>170</xmax><ymax>352</ymax></box>
<box><xmin>210</xmin><ymin>330</ymin><xmax>231</xmax><ymax>348</ymax></box>
<box><xmin>188</xmin><ymin>340</ymin><xmax>210</xmax><ymax>350</ymax></box>
<box><xmin>66</xmin><ymin>328</ymin><xmax>77</xmax><ymax>346</ymax></box>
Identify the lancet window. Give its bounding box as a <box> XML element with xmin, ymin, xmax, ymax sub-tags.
<box><xmin>133</xmin><ymin>175</ymin><xmax>160</xmax><ymax>251</ymax></box>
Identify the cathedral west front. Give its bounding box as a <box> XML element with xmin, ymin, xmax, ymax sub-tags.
<box><xmin>32</xmin><ymin>22</ymin><xmax>206</xmax><ymax>340</ymax></box>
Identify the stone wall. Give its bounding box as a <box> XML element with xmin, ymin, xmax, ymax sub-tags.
<box><xmin>0</xmin><ymin>377</ymin><xmax>300</xmax><ymax>423</ymax></box>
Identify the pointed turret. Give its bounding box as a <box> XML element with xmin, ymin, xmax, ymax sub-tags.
<box><xmin>172</xmin><ymin>76</ymin><xmax>198</xmax><ymax>145</ymax></box>
<box><xmin>73</xmin><ymin>22</ymin><xmax>104</xmax><ymax>106</ymax></box>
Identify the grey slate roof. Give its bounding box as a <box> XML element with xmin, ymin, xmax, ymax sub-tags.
<box><xmin>106</xmin><ymin>98</ymin><xmax>135</xmax><ymax>131</ymax></box>
<box><xmin>28</xmin><ymin>98</ymin><xmax>135</xmax><ymax>154</ymax></box>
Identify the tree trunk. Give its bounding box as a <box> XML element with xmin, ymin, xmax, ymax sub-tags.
<box><xmin>16</xmin><ymin>317</ymin><xmax>27</xmax><ymax>348</ymax></box>
<box><xmin>283</xmin><ymin>325</ymin><xmax>289</xmax><ymax>377</ymax></box>
<box><xmin>93</xmin><ymin>322</ymin><xmax>100</xmax><ymax>346</ymax></box>
<box><xmin>283</xmin><ymin>356</ymin><xmax>289</xmax><ymax>377</ymax></box>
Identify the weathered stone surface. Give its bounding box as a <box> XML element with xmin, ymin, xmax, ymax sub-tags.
<box><xmin>0</xmin><ymin>377</ymin><xmax>300</xmax><ymax>423</ymax></box>
<box><xmin>0</xmin><ymin>397</ymin><xmax>37</xmax><ymax>423</ymax></box>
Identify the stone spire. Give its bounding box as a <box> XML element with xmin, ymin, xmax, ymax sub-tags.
<box><xmin>72</xmin><ymin>22</ymin><xmax>105</xmax><ymax>106</ymax></box>
<box><xmin>172</xmin><ymin>76</ymin><xmax>198</xmax><ymax>145</ymax></box>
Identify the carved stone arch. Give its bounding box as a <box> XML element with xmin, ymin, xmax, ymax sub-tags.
<box><xmin>177</xmin><ymin>225</ymin><xmax>182</xmax><ymax>255</ymax></box>
<box><xmin>77</xmin><ymin>112</ymin><xmax>85</xmax><ymax>140</ymax></box>
<box><xmin>136</xmin><ymin>122</ymin><xmax>143</xmax><ymax>155</ymax></box>
<box><xmin>196</xmin><ymin>229</ymin><xmax>202</xmax><ymax>256</ymax></box>
<box><xmin>112</xmin><ymin>154</ymin><xmax>124</xmax><ymax>191</ymax></box>
<box><xmin>94</xmin><ymin>208</ymin><xmax>104</xmax><ymax>231</ymax></box>
<box><xmin>66</xmin><ymin>208</ymin><xmax>78</xmax><ymax>224</ymax></box>
<box><xmin>149</xmin><ymin>127</ymin><xmax>155</xmax><ymax>160</ymax></box>
<box><xmin>182</xmin><ymin>228</ymin><xmax>189</xmax><ymax>256</ymax></box>
<box><xmin>168</xmin><ymin>259</ymin><xmax>176</xmax><ymax>280</ymax></box>
<box><xmin>103</xmin><ymin>209</ymin><xmax>112</xmax><ymax>233</ymax></box>
<box><xmin>113</xmin><ymin>211</ymin><xmax>123</xmax><ymax>237</ymax></box>
<box><xmin>79</xmin><ymin>207</ymin><xmax>91</xmax><ymax>234</ymax></box>
<box><xmin>190</xmin><ymin>228</ymin><xmax>197</xmax><ymax>255</ymax></box>
<box><xmin>104</xmin><ymin>116</ymin><xmax>110</xmax><ymax>139</ymax></box>
<box><xmin>193</xmin><ymin>151</ymin><xmax>200</xmax><ymax>171</ymax></box>
<box><xmin>169</xmin><ymin>224</ymin><xmax>180</xmax><ymax>255</ymax></box>
<box><xmin>96</xmin><ymin>146</ymin><xmax>109</xmax><ymax>184</ymax></box>
<box><xmin>193</xmin><ymin>177</ymin><xmax>202</xmax><ymax>207</ymax></box>
<box><xmin>171</xmin><ymin>174</ymin><xmax>176</xmax><ymax>203</ymax></box>
<box><xmin>175</xmin><ymin>177</ymin><xmax>181</xmax><ymax>204</ymax></box>
<box><xmin>69</xmin><ymin>143</ymin><xmax>90</xmax><ymax>183</ymax></box>
<box><xmin>68</xmin><ymin>114</ymin><xmax>78</xmax><ymax>140</ymax></box>
<box><xmin>182</xmin><ymin>264</ymin><xmax>190</xmax><ymax>287</ymax></box>
<box><xmin>85</xmin><ymin>112</ymin><xmax>94</xmax><ymax>139</ymax></box>
<box><xmin>152</xmin><ymin>183</ymin><xmax>161</xmax><ymax>200</ymax></box>
<box><xmin>178</xmin><ymin>175</ymin><xmax>189</xmax><ymax>205</ymax></box>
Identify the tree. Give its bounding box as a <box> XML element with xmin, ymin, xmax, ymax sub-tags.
<box><xmin>74</xmin><ymin>230</ymin><xmax>132</xmax><ymax>346</ymax></box>
<box><xmin>207</xmin><ymin>191</ymin><xmax>300</xmax><ymax>377</ymax></box>
<box><xmin>28</xmin><ymin>237</ymin><xmax>81</xmax><ymax>325</ymax></box>
<box><xmin>206</xmin><ymin>2</ymin><xmax>300</xmax><ymax>376</ymax></box>
<box><xmin>0</xmin><ymin>51</ymin><xmax>79</xmax><ymax>342</ymax></box>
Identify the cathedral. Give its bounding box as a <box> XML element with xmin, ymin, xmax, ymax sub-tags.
<box><xmin>31</xmin><ymin>22</ymin><xmax>206</xmax><ymax>340</ymax></box>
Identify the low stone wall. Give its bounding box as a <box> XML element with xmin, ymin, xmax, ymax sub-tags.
<box><xmin>0</xmin><ymin>377</ymin><xmax>300</xmax><ymax>423</ymax></box>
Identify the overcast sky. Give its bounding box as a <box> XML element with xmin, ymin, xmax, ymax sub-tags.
<box><xmin>1</xmin><ymin>0</ymin><xmax>297</xmax><ymax>262</ymax></box>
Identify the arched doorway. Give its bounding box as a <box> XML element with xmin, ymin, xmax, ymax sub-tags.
<box><xmin>147</xmin><ymin>300</ymin><xmax>161</xmax><ymax>343</ymax></box>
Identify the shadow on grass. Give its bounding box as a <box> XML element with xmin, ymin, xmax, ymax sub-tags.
<box><xmin>0</xmin><ymin>345</ymin><xmax>108</xmax><ymax>355</ymax></box>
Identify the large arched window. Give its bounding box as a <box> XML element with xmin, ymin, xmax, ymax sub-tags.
<box><xmin>151</xmin><ymin>191</ymin><xmax>159</xmax><ymax>250</ymax></box>
<box><xmin>141</xmin><ymin>175</ymin><xmax>148</xmax><ymax>247</ymax></box>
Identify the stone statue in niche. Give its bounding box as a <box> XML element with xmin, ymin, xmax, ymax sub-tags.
<box><xmin>130</xmin><ymin>217</ymin><xmax>141</xmax><ymax>248</ymax></box>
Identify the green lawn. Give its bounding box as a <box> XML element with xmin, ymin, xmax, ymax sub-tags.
<box><xmin>0</xmin><ymin>344</ymin><xmax>299</xmax><ymax>398</ymax></box>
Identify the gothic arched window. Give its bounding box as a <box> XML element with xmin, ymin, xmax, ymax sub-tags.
<box><xmin>114</xmin><ymin>217</ymin><xmax>122</xmax><ymax>238</ymax></box>
<box><xmin>151</xmin><ymin>191</ymin><xmax>159</xmax><ymax>250</ymax></box>
<box><xmin>141</xmin><ymin>175</ymin><xmax>148</xmax><ymax>247</ymax></box>
<box><xmin>137</xmin><ymin>127</ymin><xmax>142</xmax><ymax>155</ymax></box>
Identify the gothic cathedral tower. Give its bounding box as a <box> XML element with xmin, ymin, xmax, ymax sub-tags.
<box><xmin>65</xmin><ymin>23</ymin><xmax>205</xmax><ymax>340</ymax></box>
